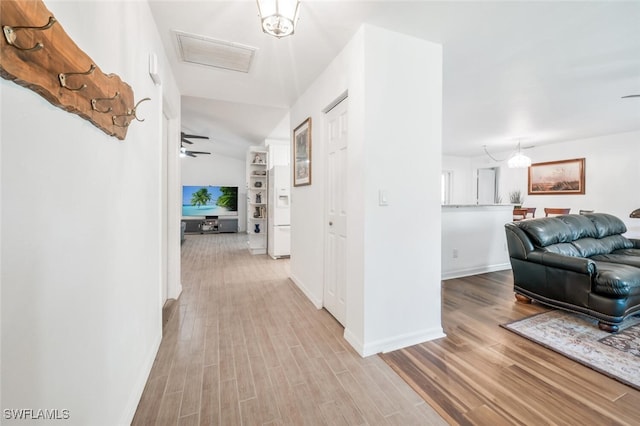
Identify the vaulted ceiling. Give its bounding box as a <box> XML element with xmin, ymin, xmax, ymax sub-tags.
<box><xmin>148</xmin><ymin>1</ymin><xmax>640</xmax><ymax>159</ymax></box>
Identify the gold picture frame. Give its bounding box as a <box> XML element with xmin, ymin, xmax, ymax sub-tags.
<box><xmin>528</xmin><ymin>158</ymin><xmax>585</xmax><ymax>195</ymax></box>
<box><xmin>293</xmin><ymin>117</ymin><xmax>312</xmax><ymax>187</ymax></box>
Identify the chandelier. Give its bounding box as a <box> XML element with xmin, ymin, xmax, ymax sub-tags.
<box><xmin>256</xmin><ymin>0</ymin><xmax>301</xmax><ymax>38</ymax></box>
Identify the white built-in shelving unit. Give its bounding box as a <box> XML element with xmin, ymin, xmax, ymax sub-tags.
<box><xmin>247</xmin><ymin>148</ymin><xmax>268</xmax><ymax>254</ymax></box>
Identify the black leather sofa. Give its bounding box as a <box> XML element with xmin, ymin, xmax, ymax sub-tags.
<box><xmin>505</xmin><ymin>213</ymin><xmax>640</xmax><ymax>331</ymax></box>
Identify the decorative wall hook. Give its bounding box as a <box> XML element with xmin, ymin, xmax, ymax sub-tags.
<box><xmin>59</xmin><ymin>64</ymin><xmax>96</xmax><ymax>91</ymax></box>
<box><xmin>91</xmin><ymin>91</ymin><xmax>120</xmax><ymax>113</ymax></box>
<box><xmin>1</xmin><ymin>0</ymin><xmax>136</xmax><ymax>139</ymax></box>
<box><xmin>112</xmin><ymin>97</ymin><xmax>151</xmax><ymax>127</ymax></box>
<box><xmin>2</xmin><ymin>16</ymin><xmax>57</xmax><ymax>52</ymax></box>
<box><xmin>129</xmin><ymin>97</ymin><xmax>151</xmax><ymax>122</ymax></box>
<box><xmin>111</xmin><ymin>113</ymin><xmax>131</xmax><ymax>128</ymax></box>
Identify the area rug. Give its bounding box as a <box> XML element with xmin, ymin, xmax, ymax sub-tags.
<box><xmin>502</xmin><ymin>310</ymin><xmax>640</xmax><ymax>390</ymax></box>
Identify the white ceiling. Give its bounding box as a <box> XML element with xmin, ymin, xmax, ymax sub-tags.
<box><xmin>148</xmin><ymin>1</ymin><xmax>640</xmax><ymax>159</ymax></box>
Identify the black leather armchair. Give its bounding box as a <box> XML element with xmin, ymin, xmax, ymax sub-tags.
<box><xmin>505</xmin><ymin>213</ymin><xmax>640</xmax><ymax>331</ymax></box>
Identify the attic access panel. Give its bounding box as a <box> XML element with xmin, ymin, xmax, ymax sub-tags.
<box><xmin>174</xmin><ymin>30</ymin><xmax>256</xmax><ymax>73</ymax></box>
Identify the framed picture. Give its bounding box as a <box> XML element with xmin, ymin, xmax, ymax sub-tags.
<box><xmin>293</xmin><ymin>117</ymin><xmax>312</xmax><ymax>187</ymax></box>
<box><xmin>528</xmin><ymin>158</ymin><xmax>585</xmax><ymax>195</ymax></box>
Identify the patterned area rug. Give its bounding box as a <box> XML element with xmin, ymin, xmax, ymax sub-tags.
<box><xmin>502</xmin><ymin>311</ymin><xmax>640</xmax><ymax>390</ymax></box>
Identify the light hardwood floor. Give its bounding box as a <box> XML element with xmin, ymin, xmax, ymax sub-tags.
<box><xmin>132</xmin><ymin>233</ymin><xmax>446</xmax><ymax>425</ymax></box>
<box><xmin>135</xmin><ymin>233</ymin><xmax>640</xmax><ymax>425</ymax></box>
<box><xmin>382</xmin><ymin>271</ymin><xmax>640</xmax><ymax>425</ymax></box>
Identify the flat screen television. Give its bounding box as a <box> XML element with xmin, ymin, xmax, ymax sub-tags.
<box><xmin>182</xmin><ymin>185</ymin><xmax>238</xmax><ymax>217</ymax></box>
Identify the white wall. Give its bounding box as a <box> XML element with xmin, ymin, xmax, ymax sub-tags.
<box><xmin>165</xmin><ymin>103</ymin><xmax>183</xmax><ymax>301</ymax></box>
<box><xmin>501</xmin><ymin>131</ymin><xmax>640</xmax><ymax>226</ymax></box>
<box><xmin>359</xmin><ymin>26</ymin><xmax>445</xmax><ymax>355</ymax></box>
<box><xmin>442</xmin><ymin>155</ymin><xmax>474</xmax><ymax>204</ymax></box>
<box><xmin>266</xmin><ymin>139</ymin><xmax>290</xmax><ymax>167</ymax></box>
<box><xmin>463</xmin><ymin>131</ymin><xmax>640</xmax><ymax>230</ymax></box>
<box><xmin>0</xmin><ymin>1</ymin><xmax>180</xmax><ymax>424</ymax></box>
<box><xmin>266</xmin><ymin>112</ymin><xmax>291</xmax><ymax>141</ymax></box>
<box><xmin>288</xmin><ymin>32</ymin><xmax>355</xmax><ymax>310</ymax></box>
<box><xmin>442</xmin><ymin>205</ymin><xmax>512</xmax><ymax>279</ymax></box>
<box><xmin>181</xmin><ymin>153</ymin><xmax>247</xmax><ymax>232</ymax></box>
<box><xmin>290</xmin><ymin>24</ymin><xmax>444</xmax><ymax>357</ymax></box>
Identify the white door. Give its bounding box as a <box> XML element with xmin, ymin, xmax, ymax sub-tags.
<box><xmin>324</xmin><ymin>98</ymin><xmax>348</xmax><ymax>326</ymax></box>
<box><xmin>477</xmin><ymin>167</ymin><xmax>497</xmax><ymax>204</ymax></box>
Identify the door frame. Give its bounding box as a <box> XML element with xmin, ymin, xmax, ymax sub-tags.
<box><xmin>322</xmin><ymin>93</ymin><xmax>348</xmax><ymax>325</ymax></box>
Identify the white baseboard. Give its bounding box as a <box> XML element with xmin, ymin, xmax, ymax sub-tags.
<box><xmin>121</xmin><ymin>330</ymin><xmax>162</xmax><ymax>425</ymax></box>
<box><xmin>344</xmin><ymin>326</ymin><xmax>446</xmax><ymax>358</ymax></box>
<box><xmin>344</xmin><ymin>328</ymin><xmax>365</xmax><ymax>356</ymax></box>
<box><xmin>289</xmin><ymin>273</ymin><xmax>323</xmax><ymax>309</ymax></box>
<box><xmin>168</xmin><ymin>282</ymin><xmax>183</xmax><ymax>301</ymax></box>
<box><xmin>442</xmin><ymin>262</ymin><xmax>511</xmax><ymax>281</ymax></box>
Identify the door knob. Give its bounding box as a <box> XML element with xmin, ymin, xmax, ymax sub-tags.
<box><xmin>329</xmin><ymin>221</ymin><xmax>333</xmax><ymax>226</ymax></box>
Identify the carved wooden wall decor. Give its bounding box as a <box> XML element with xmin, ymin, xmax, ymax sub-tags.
<box><xmin>0</xmin><ymin>0</ymin><xmax>149</xmax><ymax>140</ymax></box>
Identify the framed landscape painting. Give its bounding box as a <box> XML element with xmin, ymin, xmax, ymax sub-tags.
<box><xmin>293</xmin><ymin>117</ymin><xmax>312</xmax><ymax>187</ymax></box>
<box><xmin>528</xmin><ymin>158</ymin><xmax>585</xmax><ymax>195</ymax></box>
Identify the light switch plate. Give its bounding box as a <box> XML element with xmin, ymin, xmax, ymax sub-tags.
<box><xmin>379</xmin><ymin>189</ymin><xmax>389</xmax><ymax>206</ymax></box>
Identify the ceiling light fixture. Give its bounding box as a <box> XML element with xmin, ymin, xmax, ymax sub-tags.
<box><xmin>256</xmin><ymin>0</ymin><xmax>300</xmax><ymax>38</ymax></box>
<box><xmin>507</xmin><ymin>142</ymin><xmax>532</xmax><ymax>168</ymax></box>
<box><xmin>483</xmin><ymin>141</ymin><xmax>532</xmax><ymax>169</ymax></box>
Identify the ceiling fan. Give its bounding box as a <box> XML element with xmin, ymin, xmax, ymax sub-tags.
<box><xmin>180</xmin><ymin>132</ymin><xmax>211</xmax><ymax>157</ymax></box>
<box><xmin>621</xmin><ymin>94</ymin><xmax>640</xmax><ymax>98</ymax></box>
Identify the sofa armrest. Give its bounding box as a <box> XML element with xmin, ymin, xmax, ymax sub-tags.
<box><xmin>527</xmin><ymin>251</ymin><xmax>596</xmax><ymax>275</ymax></box>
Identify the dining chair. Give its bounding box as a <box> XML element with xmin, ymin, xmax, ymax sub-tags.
<box><xmin>513</xmin><ymin>208</ymin><xmax>528</xmax><ymax>221</ymax></box>
<box><xmin>524</xmin><ymin>207</ymin><xmax>536</xmax><ymax>218</ymax></box>
<box><xmin>544</xmin><ymin>208</ymin><xmax>571</xmax><ymax>217</ymax></box>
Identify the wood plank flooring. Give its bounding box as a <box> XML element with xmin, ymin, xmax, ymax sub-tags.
<box><xmin>135</xmin><ymin>233</ymin><xmax>640</xmax><ymax>425</ymax></box>
<box><xmin>132</xmin><ymin>233</ymin><xmax>445</xmax><ymax>425</ymax></box>
<box><xmin>381</xmin><ymin>271</ymin><xmax>640</xmax><ymax>426</ymax></box>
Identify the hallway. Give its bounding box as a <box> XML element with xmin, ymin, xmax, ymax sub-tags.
<box><xmin>132</xmin><ymin>233</ymin><xmax>445</xmax><ymax>425</ymax></box>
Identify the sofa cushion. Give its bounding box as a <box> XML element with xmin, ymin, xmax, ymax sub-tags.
<box><xmin>585</xmin><ymin>213</ymin><xmax>628</xmax><ymax>238</ymax></box>
<box><xmin>591</xmin><ymin>253</ymin><xmax>640</xmax><ymax>268</ymax></box>
<box><xmin>518</xmin><ymin>213</ymin><xmax>629</xmax><ymax>250</ymax></box>
<box><xmin>557</xmin><ymin>214</ymin><xmax>599</xmax><ymax>239</ymax></box>
<box><xmin>519</xmin><ymin>218</ymin><xmax>575</xmax><ymax>247</ymax></box>
<box><xmin>542</xmin><ymin>242</ymin><xmax>581</xmax><ymax>257</ymax></box>
<box><xmin>612</xmin><ymin>248</ymin><xmax>640</xmax><ymax>257</ymax></box>
<box><xmin>572</xmin><ymin>235</ymin><xmax>634</xmax><ymax>257</ymax></box>
<box><xmin>593</xmin><ymin>262</ymin><xmax>640</xmax><ymax>297</ymax></box>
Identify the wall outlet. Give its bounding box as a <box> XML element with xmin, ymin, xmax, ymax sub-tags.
<box><xmin>453</xmin><ymin>248</ymin><xmax>459</xmax><ymax>259</ymax></box>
